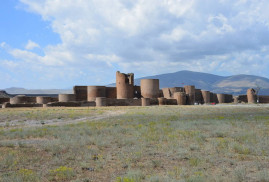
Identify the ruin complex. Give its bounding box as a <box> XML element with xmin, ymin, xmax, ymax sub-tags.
<box><xmin>1</xmin><ymin>71</ymin><xmax>269</xmax><ymax>108</ymax></box>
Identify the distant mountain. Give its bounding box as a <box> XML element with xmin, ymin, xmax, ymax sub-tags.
<box><xmin>132</xmin><ymin>70</ymin><xmax>269</xmax><ymax>95</ymax></box>
<box><xmin>0</xmin><ymin>90</ymin><xmax>12</xmax><ymax>98</ymax></box>
<box><xmin>3</xmin><ymin>87</ymin><xmax>72</xmax><ymax>95</ymax></box>
<box><xmin>3</xmin><ymin>71</ymin><xmax>269</xmax><ymax>96</ymax></box>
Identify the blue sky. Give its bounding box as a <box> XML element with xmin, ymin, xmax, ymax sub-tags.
<box><xmin>1</xmin><ymin>0</ymin><xmax>269</xmax><ymax>89</ymax></box>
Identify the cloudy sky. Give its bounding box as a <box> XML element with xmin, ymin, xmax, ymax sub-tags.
<box><xmin>1</xmin><ymin>0</ymin><xmax>269</xmax><ymax>89</ymax></box>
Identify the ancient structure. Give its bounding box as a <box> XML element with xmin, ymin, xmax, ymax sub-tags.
<box><xmin>140</xmin><ymin>79</ymin><xmax>159</xmax><ymax>98</ymax></box>
<box><xmin>3</xmin><ymin>71</ymin><xmax>269</xmax><ymax>109</ymax></box>
<box><xmin>96</xmin><ymin>97</ymin><xmax>107</xmax><ymax>107</ymax></box>
<box><xmin>247</xmin><ymin>88</ymin><xmax>257</xmax><ymax>103</ymax></box>
<box><xmin>233</xmin><ymin>96</ymin><xmax>239</xmax><ymax>104</ymax></box>
<box><xmin>10</xmin><ymin>95</ymin><xmax>36</xmax><ymax>104</ymax></box>
<box><xmin>0</xmin><ymin>98</ymin><xmax>10</xmax><ymax>104</ymax></box>
<box><xmin>217</xmin><ymin>94</ymin><xmax>225</xmax><ymax>103</ymax></box>
<box><xmin>134</xmin><ymin>86</ymin><xmax>142</xmax><ymax>98</ymax></box>
<box><xmin>73</xmin><ymin>86</ymin><xmax>88</xmax><ymax>101</ymax></box>
<box><xmin>106</xmin><ymin>87</ymin><xmax>117</xmax><ymax>99</ymax></box>
<box><xmin>142</xmin><ymin>98</ymin><xmax>150</xmax><ymax>106</ymax></box>
<box><xmin>162</xmin><ymin>87</ymin><xmax>184</xmax><ymax>99</ymax></box>
<box><xmin>195</xmin><ymin>89</ymin><xmax>203</xmax><ymax>104</ymax></box>
<box><xmin>201</xmin><ymin>90</ymin><xmax>210</xmax><ymax>104</ymax></box>
<box><xmin>36</xmin><ymin>96</ymin><xmax>52</xmax><ymax>104</ymax></box>
<box><xmin>116</xmin><ymin>71</ymin><xmax>134</xmax><ymax>99</ymax></box>
<box><xmin>174</xmin><ymin>92</ymin><xmax>186</xmax><ymax>105</ymax></box>
<box><xmin>184</xmin><ymin>85</ymin><xmax>195</xmax><ymax>105</ymax></box>
<box><xmin>58</xmin><ymin>94</ymin><xmax>76</xmax><ymax>102</ymax></box>
<box><xmin>87</xmin><ymin>86</ymin><xmax>106</xmax><ymax>101</ymax></box>
<box><xmin>225</xmin><ymin>94</ymin><xmax>233</xmax><ymax>103</ymax></box>
<box><xmin>158</xmin><ymin>97</ymin><xmax>166</xmax><ymax>105</ymax></box>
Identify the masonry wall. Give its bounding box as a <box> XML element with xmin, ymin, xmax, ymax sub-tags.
<box><xmin>162</xmin><ymin>87</ymin><xmax>184</xmax><ymax>99</ymax></box>
<box><xmin>87</xmin><ymin>86</ymin><xmax>106</xmax><ymax>101</ymax></box>
<box><xmin>10</xmin><ymin>96</ymin><xmax>36</xmax><ymax>104</ymax></box>
<box><xmin>0</xmin><ymin>98</ymin><xmax>10</xmax><ymax>104</ymax></box>
<box><xmin>258</xmin><ymin>96</ymin><xmax>269</xmax><ymax>103</ymax></box>
<box><xmin>195</xmin><ymin>89</ymin><xmax>203</xmax><ymax>104</ymax></box>
<box><xmin>106</xmin><ymin>87</ymin><xmax>117</xmax><ymax>99</ymax></box>
<box><xmin>238</xmin><ymin>95</ymin><xmax>248</xmax><ymax>103</ymax></box>
<box><xmin>73</xmin><ymin>86</ymin><xmax>88</xmax><ymax>101</ymax></box>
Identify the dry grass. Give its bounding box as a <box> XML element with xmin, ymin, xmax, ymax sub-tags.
<box><xmin>0</xmin><ymin>105</ymin><xmax>268</xmax><ymax>181</ymax></box>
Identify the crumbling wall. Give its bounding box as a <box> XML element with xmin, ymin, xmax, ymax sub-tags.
<box><xmin>195</xmin><ymin>89</ymin><xmax>203</xmax><ymax>104</ymax></box>
<box><xmin>73</xmin><ymin>86</ymin><xmax>88</xmax><ymax>101</ymax></box>
<box><xmin>184</xmin><ymin>85</ymin><xmax>195</xmax><ymax>105</ymax></box>
<box><xmin>87</xmin><ymin>86</ymin><xmax>106</xmax><ymax>101</ymax></box>
<box><xmin>116</xmin><ymin>71</ymin><xmax>134</xmax><ymax>99</ymax></box>
<box><xmin>238</xmin><ymin>95</ymin><xmax>248</xmax><ymax>103</ymax></box>
<box><xmin>162</xmin><ymin>87</ymin><xmax>184</xmax><ymax>99</ymax></box>
<box><xmin>134</xmin><ymin>86</ymin><xmax>141</xmax><ymax>98</ymax></box>
<box><xmin>233</xmin><ymin>96</ymin><xmax>239</xmax><ymax>104</ymax></box>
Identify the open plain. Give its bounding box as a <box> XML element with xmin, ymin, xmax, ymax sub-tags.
<box><xmin>0</xmin><ymin>105</ymin><xmax>269</xmax><ymax>182</ymax></box>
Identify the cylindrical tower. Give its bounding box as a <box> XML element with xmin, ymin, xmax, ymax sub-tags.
<box><xmin>141</xmin><ymin>98</ymin><xmax>150</xmax><ymax>106</ymax></box>
<box><xmin>201</xmin><ymin>90</ymin><xmax>210</xmax><ymax>104</ymax></box>
<box><xmin>174</xmin><ymin>92</ymin><xmax>186</xmax><ymax>105</ymax></box>
<box><xmin>116</xmin><ymin>71</ymin><xmax>134</xmax><ymax>99</ymax></box>
<box><xmin>184</xmin><ymin>85</ymin><xmax>195</xmax><ymax>105</ymax></box>
<box><xmin>73</xmin><ymin>86</ymin><xmax>88</xmax><ymax>101</ymax></box>
<box><xmin>247</xmin><ymin>88</ymin><xmax>257</xmax><ymax>104</ymax></box>
<box><xmin>158</xmin><ymin>97</ymin><xmax>166</xmax><ymax>105</ymax></box>
<box><xmin>10</xmin><ymin>95</ymin><xmax>35</xmax><ymax>104</ymax></box>
<box><xmin>217</xmin><ymin>94</ymin><xmax>225</xmax><ymax>103</ymax></box>
<box><xmin>96</xmin><ymin>97</ymin><xmax>107</xmax><ymax>107</ymax></box>
<box><xmin>58</xmin><ymin>94</ymin><xmax>76</xmax><ymax>102</ymax></box>
<box><xmin>87</xmin><ymin>86</ymin><xmax>106</xmax><ymax>101</ymax></box>
<box><xmin>36</xmin><ymin>96</ymin><xmax>51</xmax><ymax>104</ymax></box>
<box><xmin>140</xmin><ymin>79</ymin><xmax>160</xmax><ymax>98</ymax></box>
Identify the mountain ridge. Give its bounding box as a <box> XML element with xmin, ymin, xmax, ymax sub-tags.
<box><xmin>2</xmin><ymin>70</ymin><xmax>269</xmax><ymax>95</ymax></box>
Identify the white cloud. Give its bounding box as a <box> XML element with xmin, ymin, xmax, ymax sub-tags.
<box><xmin>2</xmin><ymin>0</ymin><xmax>269</xmax><ymax>88</ymax></box>
<box><xmin>0</xmin><ymin>60</ymin><xmax>19</xmax><ymax>68</ymax></box>
<box><xmin>25</xmin><ymin>40</ymin><xmax>40</xmax><ymax>50</ymax></box>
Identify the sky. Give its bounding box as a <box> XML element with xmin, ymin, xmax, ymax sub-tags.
<box><xmin>1</xmin><ymin>0</ymin><xmax>269</xmax><ymax>89</ymax></box>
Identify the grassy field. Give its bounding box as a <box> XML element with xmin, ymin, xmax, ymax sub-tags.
<box><xmin>0</xmin><ymin>105</ymin><xmax>268</xmax><ymax>182</ymax></box>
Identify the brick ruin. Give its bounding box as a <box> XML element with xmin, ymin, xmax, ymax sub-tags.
<box><xmin>1</xmin><ymin>71</ymin><xmax>269</xmax><ymax>108</ymax></box>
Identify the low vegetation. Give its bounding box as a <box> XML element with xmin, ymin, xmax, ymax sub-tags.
<box><xmin>0</xmin><ymin>105</ymin><xmax>268</xmax><ymax>181</ymax></box>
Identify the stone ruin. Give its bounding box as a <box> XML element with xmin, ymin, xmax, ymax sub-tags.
<box><xmin>1</xmin><ymin>71</ymin><xmax>269</xmax><ymax>108</ymax></box>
